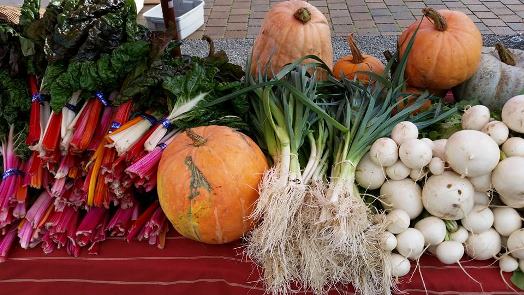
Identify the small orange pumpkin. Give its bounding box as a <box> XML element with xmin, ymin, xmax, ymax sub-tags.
<box><xmin>250</xmin><ymin>0</ymin><xmax>333</xmax><ymax>78</ymax></box>
<box><xmin>157</xmin><ymin>126</ymin><xmax>268</xmax><ymax>244</ymax></box>
<box><xmin>398</xmin><ymin>8</ymin><xmax>482</xmax><ymax>90</ymax></box>
<box><xmin>333</xmin><ymin>33</ymin><xmax>385</xmax><ymax>83</ymax></box>
<box><xmin>395</xmin><ymin>87</ymin><xmax>432</xmax><ymax>115</ymax></box>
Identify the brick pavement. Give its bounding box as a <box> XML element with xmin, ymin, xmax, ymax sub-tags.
<box><xmin>170</xmin><ymin>0</ymin><xmax>524</xmax><ymax>38</ymax></box>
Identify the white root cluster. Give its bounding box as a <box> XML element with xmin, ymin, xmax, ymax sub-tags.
<box><xmin>359</xmin><ymin>95</ymin><xmax>524</xmax><ymax>289</ymax></box>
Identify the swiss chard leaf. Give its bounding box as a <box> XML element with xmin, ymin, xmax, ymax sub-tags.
<box><xmin>512</xmin><ymin>271</ymin><xmax>524</xmax><ymax>290</ymax></box>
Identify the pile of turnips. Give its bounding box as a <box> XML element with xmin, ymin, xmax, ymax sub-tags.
<box><xmin>356</xmin><ymin>94</ymin><xmax>524</xmax><ymax>280</ymax></box>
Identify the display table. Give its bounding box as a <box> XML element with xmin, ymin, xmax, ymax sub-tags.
<box><xmin>0</xmin><ymin>233</ymin><xmax>516</xmax><ymax>295</ymax></box>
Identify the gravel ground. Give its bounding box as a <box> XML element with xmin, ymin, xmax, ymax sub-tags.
<box><xmin>182</xmin><ymin>34</ymin><xmax>524</xmax><ymax>67</ymax></box>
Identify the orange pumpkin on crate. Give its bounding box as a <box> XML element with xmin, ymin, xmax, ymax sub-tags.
<box><xmin>333</xmin><ymin>33</ymin><xmax>385</xmax><ymax>84</ymax></box>
<box><xmin>157</xmin><ymin>126</ymin><xmax>268</xmax><ymax>244</ymax></box>
<box><xmin>250</xmin><ymin>0</ymin><xmax>333</xmax><ymax>78</ymax></box>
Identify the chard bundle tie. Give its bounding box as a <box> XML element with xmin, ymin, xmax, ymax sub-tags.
<box><xmin>2</xmin><ymin>169</ymin><xmax>23</xmax><ymax>179</ymax></box>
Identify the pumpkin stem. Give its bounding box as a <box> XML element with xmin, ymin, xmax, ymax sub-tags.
<box><xmin>422</xmin><ymin>8</ymin><xmax>447</xmax><ymax>31</ymax></box>
<box><xmin>202</xmin><ymin>35</ymin><xmax>215</xmax><ymax>57</ymax></box>
<box><xmin>186</xmin><ymin>129</ymin><xmax>207</xmax><ymax>147</ymax></box>
<box><xmin>383</xmin><ymin>50</ymin><xmax>393</xmax><ymax>62</ymax></box>
<box><xmin>293</xmin><ymin>7</ymin><xmax>311</xmax><ymax>23</ymax></box>
<box><xmin>347</xmin><ymin>33</ymin><xmax>365</xmax><ymax>64</ymax></box>
<box><xmin>495</xmin><ymin>43</ymin><xmax>516</xmax><ymax>66</ymax></box>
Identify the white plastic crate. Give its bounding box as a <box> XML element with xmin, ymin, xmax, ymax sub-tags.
<box><xmin>143</xmin><ymin>0</ymin><xmax>205</xmax><ymax>40</ymax></box>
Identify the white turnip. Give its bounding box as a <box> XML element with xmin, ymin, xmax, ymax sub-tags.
<box><xmin>410</xmin><ymin>167</ymin><xmax>428</xmax><ymax>182</ymax></box>
<box><xmin>461</xmin><ymin>205</ymin><xmax>494</xmax><ymax>234</ymax></box>
<box><xmin>445</xmin><ymin>130</ymin><xmax>500</xmax><ymax>177</ymax></box>
<box><xmin>473</xmin><ymin>191</ymin><xmax>490</xmax><ymax>206</ymax></box>
<box><xmin>507</xmin><ymin>229</ymin><xmax>524</xmax><ymax>259</ymax></box>
<box><xmin>355</xmin><ymin>153</ymin><xmax>386</xmax><ymax>190</ymax></box>
<box><xmin>380</xmin><ymin>179</ymin><xmax>423</xmax><ymax>219</ymax></box>
<box><xmin>369</xmin><ymin>137</ymin><xmax>398</xmax><ymax>167</ymax></box>
<box><xmin>482</xmin><ymin>121</ymin><xmax>509</xmax><ymax>145</ymax></box>
<box><xmin>493</xmin><ymin>207</ymin><xmax>522</xmax><ymax>237</ymax></box>
<box><xmin>380</xmin><ymin>231</ymin><xmax>397</xmax><ymax>251</ymax></box>
<box><xmin>399</xmin><ymin>139</ymin><xmax>433</xmax><ymax>169</ymax></box>
<box><xmin>501</xmin><ymin>95</ymin><xmax>524</xmax><ymax>133</ymax></box>
<box><xmin>414</xmin><ymin>216</ymin><xmax>446</xmax><ymax>246</ymax></box>
<box><xmin>390</xmin><ymin>253</ymin><xmax>411</xmax><ymax>277</ymax></box>
<box><xmin>396</xmin><ymin>228</ymin><xmax>425</xmax><ymax>260</ymax></box>
<box><xmin>436</xmin><ymin>241</ymin><xmax>464</xmax><ymax>264</ymax></box>
<box><xmin>469</xmin><ymin>173</ymin><xmax>492</xmax><ymax>193</ymax></box>
<box><xmin>432</xmin><ymin>139</ymin><xmax>447</xmax><ymax>161</ymax></box>
<box><xmin>492</xmin><ymin>157</ymin><xmax>524</xmax><ymax>208</ymax></box>
<box><xmin>450</xmin><ymin>226</ymin><xmax>469</xmax><ymax>243</ymax></box>
<box><xmin>462</xmin><ymin>105</ymin><xmax>490</xmax><ymax>131</ymax></box>
<box><xmin>386</xmin><ymin>209</ymin><xmax>410</xmax><ymax>234</ymax></box>
<box><xmin>422</xmin><ymin>171</ymin><xmax>475</xmax><ymax>220</ymax></box>
<box><xmin>385</xmin><ymin>161</ymin><xmax>410</xmax><ymax>180</ymax></box>
<box><xmin>502</xmin><ymin>137</ymin><xmax>524</xmax><ymax>157</ymax></box>
<box><xmin>391</xmin><ymin>121</ymin><xmax>418</xmax><ymax>145</ymax></box>
<box><xmin>499</xmin><ymin>254</ymin><xmax>519</xmax><ymax>272</ymax></box>
<box><xmin>465</xmin><ymin>228</ymin><xmax>501</xmax><ymax>260</ymax></box>
<box><xmin>428</xmin><ymin>157</ymin><xmax>445</xmax><ymax>175</ymax></box>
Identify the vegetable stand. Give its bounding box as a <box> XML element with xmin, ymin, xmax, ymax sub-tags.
<box><xmin>0</xmin><ymin>231</ymin><xmax>515</xmax><ymax>295</ymax></box>
<box><xmin>2</xmin><ymin>0</ymin><xmax>524</xmax><ymax>294</ymax></box>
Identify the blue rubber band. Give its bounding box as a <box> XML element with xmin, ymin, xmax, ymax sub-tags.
<box><xmin>2</xmin><ymin>169</ymin><xmax>23</xmax><ymax>180</ymax></box>
<box><xmin>31</xmin><ymin>93</ymin><xmax>44</xmax><ymax>103</ymax></box>
<box><xmin>157</xmin><ymin>143</ymin><xmax>167</xmax><ymax>150</ymax></box>
<box><xmin>160</xmin><ymin>118</ymin><xmax>173</xmax><ymax>130</ymax></box>
<box><xmin>65</xmin><ymin>103</ymin><xmax>80</xmax><ymax>113</ymax></box>
<box><xmin>140</xmin><ymin>113</ymin><xmax>157</xmax><ymax>125</ymax></box>
<box><xmin>95</xmin><ymin>91</ymin><xmax>110</xmax><ymax>107</ymax></box>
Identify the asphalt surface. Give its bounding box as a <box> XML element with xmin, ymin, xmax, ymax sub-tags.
<box><xmin>182</xmin><ymin>34</ymin><xmax>524</xmax><ymax>67</ymax></box>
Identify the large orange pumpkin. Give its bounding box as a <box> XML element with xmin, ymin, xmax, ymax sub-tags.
<box><xmin>157</xmin><ymin>126</ymin><xmax>268</xmax><ymax>244</ymax></box>
<box><xmin>398</xmin><ymin>8</ymin><xmax>482</xmax><ymax>90</ymax></box>
<box><xmin>250</xmin><ymin>0</ymin><xmax>333</xmax><ymax>78</ymax></box>
<box><xmin>333</xmin><ymin>33</ymin><xmax>385</xmax><ymax>84</ymax></box>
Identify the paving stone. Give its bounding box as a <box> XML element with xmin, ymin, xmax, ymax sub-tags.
<box><xmin>376</xmin><ymin>23</ymin><xmax>400</xmax><ymax>32</ymax></box>
<box><xmin>374</xmin><ymin>15</ymin><xmax>397</xmax><ymax>23</ymax></box>
<box><xmin>355</xmin><ymin>19</ymin><xmax>378</xmax><ymax>28</ymax></box>
<box><xmin>489</xmin><ymin>26</ymin><xmax>516</xmax><ymax>35</ymax></box>
<box><xmin>388</xmin><ymin>5</ymin><xmax>408</xmax><ymax>12</ymax></box>
<box><xmin>328</xmin><ymin>2</ymin><xmax>348</xmax><ymax>9</ymax></box>
<box><xmin>507</xmin><ymin>22</ymin><xmax>524</xmax><ymax>31</ymax></box>
<box><xmin>229</xmin><ymin>14</ymin><xmax>249</xmax><ymax>23</ymax></box>
<box><xmin>391</xmin><ymin>10</ymin><xmax>415</xmax><ymax>19</ymax></box>
<box><xmin>234</xmin><ymin>2</ymin><xmax>251</xmax><ymax>8</ymax></box>
<box><xmin>348</xmin><ymin>5</ymin><xmax>370</xmax><ymax>12</ymax></box>
<box><xmin>468</xmin><ymin>4</ymin><xmax>490</xmax><ymax>12</ymax></box>
<box><xmin>443</xmin><ymin>1</ymin><xmax>466</xmax><ymax>8</ymax></box>
<box><xmin>367</xmin><ymin>2</ymin><xmax>387</xmax><ymax>9</ymax></box>
<box><xmin>248</xmin><ymin>18</ymin><xmax>264</xmax><ymax>25</ymax></box>
<box><xmin>492</xmin><ymin>7</ymin><xmax>514</xmax><ymax>15</ymax></box>
<box><xmin>332</xmin><ymin>24</ymin><xmax>355</xmax><ymax>36</ymax></box>
<box><xmin>482</xmin><ymin>18</ymin><xmax>507</xmax><ymax>26</ymax></box>
<box><xmin>405</xmin><ymin>1</ymin><xmax>426</xmax><ymax>8</ymax></box>
<box><xmin>460</xmin><ymin>0</ymin><xmax>481</xmax><ymax>4</ymax></box>
<box><xmin>331</xmin><ymin>17</ymin><xmax>353</xmax><ymax>24</ymax></box>
<box><xmin>397</xmin><ymin>19</ymin><xmax>416</xmax><ymax>27</ymax></box>
<box><xmin>329</xmin><ymin>10</ymin><xmax>349</xmax><ymax>18</ymax></box>
<box><xmin>384</xmin><ymin>0</ymin><xmax>404</xmax><ymax>4</ymax></box>
<box><xmin>474</xmin><ymin>11</ymin><xmax>498</xmax><ymax>18</ymax></box>
<box><xmin>506</xmin><ymin>4</ymin><xmax>524</xmax><ymax>11</ymax></box>
<box><xmin>356</xmin><ymin>27</ymin><xmax>381</xmax><ymax>34</ymax></box>
<box><xmin>370</xmin><ymin>8</ymin><xmax>393</xmax><ymax>16</ymax></box>
<box><xmin>247</xmin><ymin>26</ymin><xmax>261</xmax><ymax>37</ymax></box>
<box><xmin>309</xmin><ymin>0</ymin><xmax>328</xmax><ymax>6</ymax></box>
<box><xmin>351</xmin><ymin>12</ymin><xmax>374</xmax><ymax>20</ymax></box>
<box><xmin>205</xmin><ymin>26</ymin><xmax>226</xmax><ymax>38</ymax></box>
<box><xmin>499</xmin><ymin>14</ymin><xmax>522</xmax><ymax>22</ymax></box>
<box><xmin>501</xmin><ymin>0</ymin><xmax>522</xmax><ymax>4</ymax></box>
<box><xmin>224</xmin><ymin>30</ymin><xmax>247</xmax><ymax>38</ymax></box>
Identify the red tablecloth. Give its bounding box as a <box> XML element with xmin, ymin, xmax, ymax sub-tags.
<box><xmin>0</xmin><ymin>233</ymin><xmax>519</xmax><ymax>295</ymax></box>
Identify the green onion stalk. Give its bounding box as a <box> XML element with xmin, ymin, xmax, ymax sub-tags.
<box><xmin>310</xmin><ymin>27</ymin><xmax>456</xmax><ymax>294</ymax></box>
<box><xmin>245</xmin><ymin>61</ymin><xmax>346</xmax><ymax>295</ymax></box>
